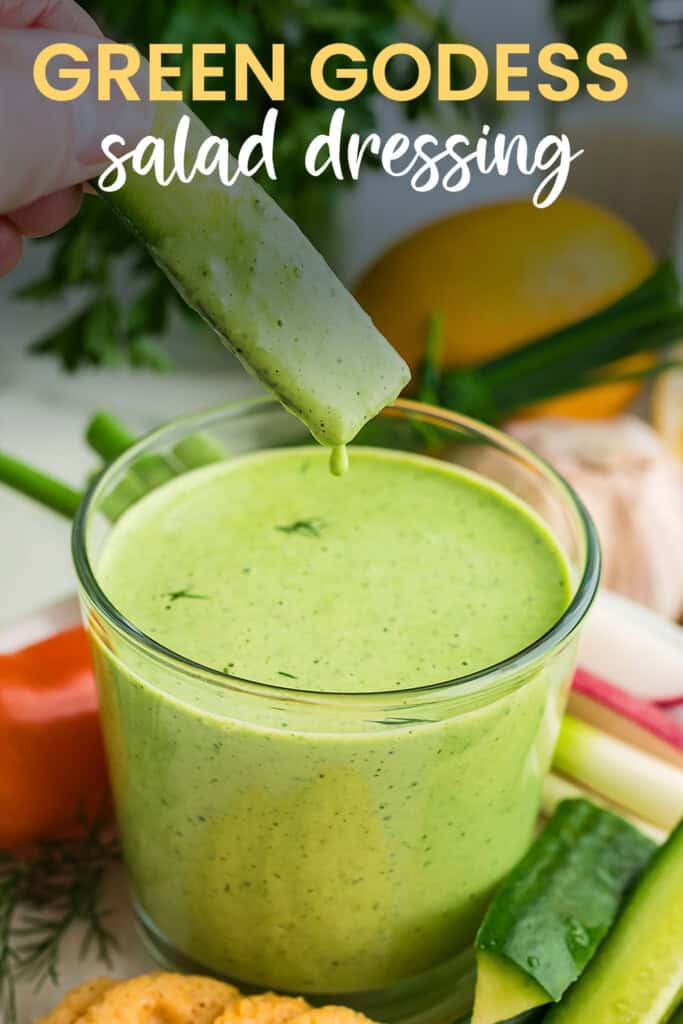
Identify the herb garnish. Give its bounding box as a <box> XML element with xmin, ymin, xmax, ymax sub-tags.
<box><xmin>370</xmin><ymin>717</ymin><xmax>433</xmax><ymax>726</ymax></box>
<box><xmin>276</xmin><ymin>518</ymin><xmax>325</xmax><ymax>538</ymax></box>
<box><xmin>165</xmin><ymin>588</ymin><xmax>210</xmax><ymax>603</ymax></box>
<box><xmin>0</xmin><ymin>821</ymin><xmax>120</xmax><ymax>1024</ymax></box>
<box><xmin>277</xmin><ymin>671</ymin><xmax>298</xmax><ymax>680</ymax></box>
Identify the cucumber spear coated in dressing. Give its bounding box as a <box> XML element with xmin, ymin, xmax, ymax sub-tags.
<box><xmin>102</xmin><ymin>104</ymin><xmax>410</xmax><ymax>470</ymax></box>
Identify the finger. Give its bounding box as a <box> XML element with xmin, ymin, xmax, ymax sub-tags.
<box><xmin>0</xmin><ymin>216</ymin><xmax>22</xmax><ymax>275</ymax></box>
<box><xmin>8</xmin><ymin>184</ymin><xmax>82</xmax><ymax>236</ymax></box>
<box><xmin>0</xmin><ymin>0</ymin><xmax>100</xmax><ymax>34</ymax></box>
<box><xmin>0</xmin><ymin>28</ymin><xmax>153</xmax><ymax>213</ymax></box>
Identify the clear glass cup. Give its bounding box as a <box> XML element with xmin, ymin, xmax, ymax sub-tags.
<box><xmin>72</xmin><ymin>398</ymin><xmax>600</xmax><ymax>1024</ymax></box>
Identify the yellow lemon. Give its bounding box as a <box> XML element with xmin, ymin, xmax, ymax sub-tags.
<box><xmin>355</xmin><ymin>196</ymin><xmax>655</xmax><ymax>419</ymax></box>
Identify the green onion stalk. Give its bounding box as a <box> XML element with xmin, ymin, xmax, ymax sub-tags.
<box><xmin>0</xmin><ymin>451</ymin><xmax>82</xmax><ymax>519</ymax></box>
<box><xmin>0</xmin><ymin>413</ymin><xmax>226</xmax><ymax>522</ymax></box>
<box><xmin>428</xmin><ymin>261</ymin><xmax>683</xmax><ymax>424</ymax></box>
<box><xmin>548</xmin><ymin>716</ymin><xmax>683</xmax><ymax>836</ymax></box>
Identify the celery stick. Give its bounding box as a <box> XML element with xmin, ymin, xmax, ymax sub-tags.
<box><xmin>554</xmin><ymin>716</ymin><xmax>683</xmax><ymax>832</ymax></box>
<box><xmin>103</xmin><ymin>104</ymin><xmax>410</xmax><ymax>447</ymax></box>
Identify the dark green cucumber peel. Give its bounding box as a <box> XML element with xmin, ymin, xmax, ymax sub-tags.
<box><xmin>545</xmin><ymin>817</ymin><xmax>683</xmax><ymax>1024</ymax></box>
<box><xmin>475</xmin><ymin>799</ymin><xmax>656</xmax><ymax>1007</ymax></box>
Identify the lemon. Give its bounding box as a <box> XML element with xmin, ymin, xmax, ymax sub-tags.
<box><xmin>355</xmin><ymin>196</ymin><xmax>656</xmax><ymax>419</ymax></box>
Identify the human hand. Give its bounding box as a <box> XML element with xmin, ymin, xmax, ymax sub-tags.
<box><xmin>0</xmin><ymin>0</ymin><xmax>151</xmax><ymax>275</ymax></box>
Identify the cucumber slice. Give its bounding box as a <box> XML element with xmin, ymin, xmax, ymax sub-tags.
<box><xmin>473</xmin><ymin>952</ymin><xmax>548</xmax><ymax>1024</ymax></box>
<box><xmin>473</xmin><ymin>799</ymin><xmax>656</xmax><ymax>1024</ymax></box>
<box><xmin>104</xmin><ymin>103</ymin><xmax>410</xmax><ymax>448</ymax></box>
<box><xmin>545</xmin><ymin>817</ymin><xmax>683</xmax><ymax>1024</ymax></box>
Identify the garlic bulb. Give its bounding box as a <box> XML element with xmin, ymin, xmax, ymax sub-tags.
<box><xmin>507</xmin><ymin>416</ymin><xmax>683</xmax><ymax>621</ymax></box>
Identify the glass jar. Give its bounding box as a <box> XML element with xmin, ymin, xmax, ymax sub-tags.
<box><xmin>72</xmin><ymin>399</ymin><xmax>600</xmax><ymax>1022</ymax></box>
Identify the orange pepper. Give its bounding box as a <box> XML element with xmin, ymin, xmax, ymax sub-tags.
<box><xmin>0</xmin><ymin>626</ymin><xmax>110</xmax><ymax>849</ymax></box>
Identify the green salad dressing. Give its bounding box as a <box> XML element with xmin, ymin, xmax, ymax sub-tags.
<box><xmin>93</xmin><ymin>446</ymin><xmax>573</xmax><ymax>992</ymax></box>
<box><xmin>329</xmin><ymin>443</ymin><xmax>349</xmax><ymax>477</ymax></box>
<box><xmin>99</xmin><ymin>448</ymin><xmax>569</xmax><ymax>692</ymax></box>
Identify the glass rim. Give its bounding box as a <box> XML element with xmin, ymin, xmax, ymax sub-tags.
<box><xmin>72</xmin><ymin>397</ymin><xmax>601</xmax><ymax>706</ymax></box>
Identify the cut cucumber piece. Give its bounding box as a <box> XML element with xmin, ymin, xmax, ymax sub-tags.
<box><xmin>473</xmin><ymin>799</ymin><xmax>656</xmax><ymax>1024</ymax></box>
<box><xmin>545</xmin><ymin>817</ymin><xmax>683</xmax><ymax>1024</ymax></box>
<box><xmin>104</xmin><ymin>103</ymin><xmax>410</xmax><ymax>448</ymax></box>
<box><xmin>473</xmin><ymin>951</ymin><xmax>548</xmax><ymax>1024</ymax></box>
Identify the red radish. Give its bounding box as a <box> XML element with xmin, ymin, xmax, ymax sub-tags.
<box><xmin>658</xmin><ymin>694</ymin><xmax>683</xmax><ymax>710</ymax></box>
<box><xmin>570</xmin><ymin>667</ymin><xmax>683</xmax><ymax>769</ymax></box>
<box><xmin>580</xmin><ymin>591</ymin><xmax>683</xmax><ymax>707</ymax></box>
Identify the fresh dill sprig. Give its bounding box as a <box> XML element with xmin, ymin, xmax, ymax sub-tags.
<box><xmin>0</xmin><ymin>821</ymin><xmax>120</xmax><ymax>1024</ymax></box>
<box><xmin>165</xmin><ymin>588</ymin><xmax>210</xmax><ymax>603</ymax></box>
<box><xmin>369</xmin><ymin>717</ymin><xmax>433</xmax><ymax>726</ymax></box>
<box><xmin>276</xmin><ymin>518</ymin><xmax>325</xmax><ymax>538</ymax></box>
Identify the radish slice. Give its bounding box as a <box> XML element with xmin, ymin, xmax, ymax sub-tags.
<box><xmin>570</xmin><ymin>668</ymin><xmax>683</xmax><ymax>769</ymax></box>
<box><xmin>580</xmin><ymin>590</ymin><xmax>683</xmax><ymax>708</ymax></box>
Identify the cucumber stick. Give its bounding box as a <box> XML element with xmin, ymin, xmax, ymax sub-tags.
<box><xmin>104</xmin><ymin>103</ymin><xmax>410</xmax><ymax>448</ymax></box>
<box><xmin>545</xmin><ymin>817</ymin><xmax>683</xmax><ymax>1024</ymax></box>
<box><xmin>473</xmin><ymin>799</ymin><xmax>656</xmax><ymax>1024</ymax></box>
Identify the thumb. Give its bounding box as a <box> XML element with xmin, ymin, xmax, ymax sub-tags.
<box><xmin>0</xmin><ymin>28</ymin><xmax>152</xmax><ymax>214</ymax></box>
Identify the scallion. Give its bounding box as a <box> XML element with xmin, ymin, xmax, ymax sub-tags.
<box><xmin>552</xmin><ymin>716</ymin><xmax>683</xmax><ymax>833</ymax></box>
